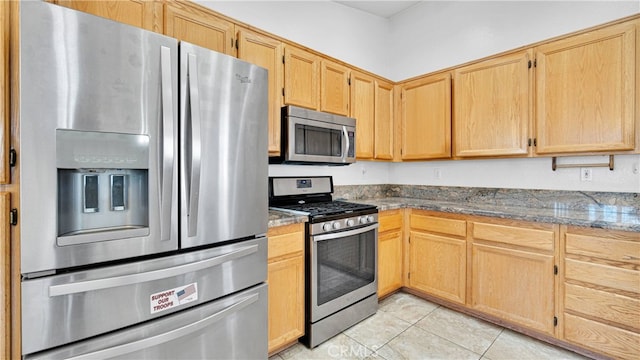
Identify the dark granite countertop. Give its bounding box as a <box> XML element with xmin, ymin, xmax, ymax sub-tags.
<box><xmin>268</xmin><ymin>209</ymin><xmax>308</xmax><ymax>228</ymax></box>
<box><xmin>350</xmin><ymin>197</ymin><xmax>640</xmax><ymax>232</ymax></box>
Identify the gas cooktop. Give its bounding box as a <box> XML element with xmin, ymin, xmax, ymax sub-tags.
<box><xmin>272</xmin><ymin>200</ymin><xmax>376</xmax><ymax>218</ymax></box>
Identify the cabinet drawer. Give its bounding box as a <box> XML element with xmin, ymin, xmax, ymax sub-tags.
<box><xmin>410</xmin><ymin>214</ymin><xmax>466</xmax><ymax>237</ymax></box>
<box><xmin>565</xmin><ymin>258</ymin><xmax>639</xmax><ymax>294</ymax></box>
<box><xmin>379</xmin><ymin>210</ymin><xmax>402</xmax><ymax>232</ymax></box>
<box><xmin>565</xmin><ymin>233</ymin><xmax>640</xmax><ymax>265</ymax></box>
<box><xmin>267</xmin><ymin>224</ymin><xmax>304</xmax><ymax>261</ymax></box>
<box><xmin>565</xmin><ymin>283</ymin><xmax>640</xmax><ymax>330</ymax></box>
<box><xmin>564</xmin><ymin>313</ymin><xmax>640</xmax><ymax>360</ymax></box>
<box><xmin>472</xmin><ymin>222</ymin><xmax>554</xmax><ymax>251</ymax></box>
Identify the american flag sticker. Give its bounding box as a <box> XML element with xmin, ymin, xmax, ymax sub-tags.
<box><xmin>177</xmin><ymin>283</ymin><xmax>197</xmax><ymax>303</ymax></box>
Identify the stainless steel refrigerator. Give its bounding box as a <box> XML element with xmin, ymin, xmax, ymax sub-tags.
<box><xmin>19</xmin><ymin>2</ymin><xmax>268</xmax><ymax>358</ymax></box>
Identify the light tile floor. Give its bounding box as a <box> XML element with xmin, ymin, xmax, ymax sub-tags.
<box><xmin>270</xmin><ymin>292</ymin><xmax>591</xmax><ymax>360</ymax></box>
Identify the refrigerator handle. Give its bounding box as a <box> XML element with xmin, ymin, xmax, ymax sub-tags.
<box><xmin>64</xmin><ymin>293</ymin><xmax>260</xmax><ymax>360</ymax></box>
<box><xmin>186</xmin><ymin>53</ymin><xmax>202</xmax><ymax>237</ymax></box>
<box><xmin>48</xmin><ymin>243</ymin><xmax>259</xmax><ymax>297</ymax></box>
<box><xmin>159</xmin><ymin>46</ymin><xmax>175</xmax><ymax>241</ymax></box>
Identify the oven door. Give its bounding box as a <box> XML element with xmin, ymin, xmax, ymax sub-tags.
<box><xmin>309</xmin><ymin>223</ymin><xmax>378</xmax><ymax>322</ymax></box>
<box><xmin>286</xmin><ymin>117</ymin><xmax>355</xmax><ymax>164</ymax></box>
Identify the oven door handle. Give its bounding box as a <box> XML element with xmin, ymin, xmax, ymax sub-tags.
<box><xmin>311</xmin><ymin>223</ymin><xmax>378</xmax><ymax>242</ymax></box>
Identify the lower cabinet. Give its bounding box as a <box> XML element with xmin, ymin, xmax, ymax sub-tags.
<box><xmin>0</xmin><ymin>192</ymin><xmax>9</xmax><ymax>359</ymax></box>
<box><xmin>266</xmin><ymin>223</ymin><xmax>305</xmax><ymax>354</ymax></box>
<box><xmin>377</xmin><ymin>209</ymin><xmax>403</xmax><ymax>298</ymax></box>
<box><xmin>407</xmin><ymin>210</ymin><xmax>467</xmax><ymax>304</ymax></box>
<box><xmin>560</xmin><ymin>225</ymin><xmax>640</xmax><ymax>360</ymax></box>
<box><xmin>470</xmin><ymin>220</ymin><xmax>557</xmax><ymax>336</ymax></box>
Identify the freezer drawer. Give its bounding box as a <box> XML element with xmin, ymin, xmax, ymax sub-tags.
<box><xmin>21</xmin><ymin>237</ymin><xmax>267</xmax><ymax>355</ymax></box>
<box><xmin>26</xmin><ymin>283</ymin><xmax>268</xmax><ymax>360</ymax></box>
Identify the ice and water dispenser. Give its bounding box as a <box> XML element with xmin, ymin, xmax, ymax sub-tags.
<box><xmin>56</xmin><ymin>130</ymin><xmax>150</xmax><ymax>245</ymax></box>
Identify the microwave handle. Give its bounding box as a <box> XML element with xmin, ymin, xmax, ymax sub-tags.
<box><xmin>159</xmin><ymin>46</ymin><xmax>175</xmax><ymax>241</ymax></box>
<box><xmin>186</xmin><ymin>53</ymin><xmax>202</xmax><ymax>237</ymax></box>
<box><xmin>342</xmin><ymin>126</ymin><xmax>350</xmax><ymax>162</ymax></box>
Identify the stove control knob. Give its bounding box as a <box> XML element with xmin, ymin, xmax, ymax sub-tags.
<box><xmin>332</xmin><ymin>221</ymin><xmax>342</xmax><ymax>230</ymax></box>
<box><xmin>367</xmin><ymin>215</ymin><xmax>375</xmax><ymax>223</ymax></box>
<box><xmin>359</xmin><ymin>217</ymin><xmax>368</xmax><ymax>224</ymax></box>
<box><xmin>322</xmin><ymin>223</ymin><xmax>332</xmax><ymax>232</ymax></box>
<box><xmin>347</xmin><ymin>219</ymin><xmax>355</xmax><ymax>227</ymax></box>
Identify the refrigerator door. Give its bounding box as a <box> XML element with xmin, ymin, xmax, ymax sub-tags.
<box><xmin>21</xmin><ymin>237</ymin><xmax>267</xmax><ymax>355</ymax></box>
<box><xmin>179</xmin><ymin>42</ymin><xmax>268</xmax><ymax>248</ymax></box>
<box><xmin>25</xmin><ymin>283</ymin><xmax>268</xmax><ymax>360</ymax></box>
<box><xmin>19</xmin><ymin>1</ymin><xmax>179</xmax><ymax>274</ymax></box>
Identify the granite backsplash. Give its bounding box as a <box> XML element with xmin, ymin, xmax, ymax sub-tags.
<box><xmin>333</xmin><ymin>185</ymin><xmax>639</xmax><ymax>214</ymax></box>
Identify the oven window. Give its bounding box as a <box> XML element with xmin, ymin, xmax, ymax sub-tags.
<box><xmin>316</xmin><ymin>230</ymin><xmax>375</xmax><ymax>306</ymax></box>
<box><xmin>295</xmin><ymin>124</ymin><xmax>342</xmax><ymax>157</ymax></box>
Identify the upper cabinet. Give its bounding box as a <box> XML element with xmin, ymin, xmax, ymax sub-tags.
<box><xmin>534</xmin><ymin>22</ymin><xmax>636</xmax><ymax>154</ymax></box>
<box><xmin>320</xmin><ymin>59</ymin><xmax>350</xmax><ymax>116</ymax></box>
<box><xmin>236</xmin><ymin>28</ymin><xmax>284</xmax><ymax>156</ymax></box>
<box><xmin>283</xmin><ymin>46</ymin><xmax>320</xmax><ymax>110</ymax></box>
<box><xmin>374</xmin><ymin>80</ymin><xmax>394</xmax><ymax>160</ymax></box>
<box><xmin>350</xmin><ymin>71</ymin><xmax>375</xmax><ymax>159</ymax></box>
<box><xmin>453</xmin><ymin>50</ymin><xmax>533</xmax><ymax>158</ymax></box>
<box><xmin>53</xmin><ymin>0</ymin><xmax>161</xmax><ymax>32</ymax></box>
<box><xmin>164</xmin><ymin>1</ymin><xmax>236</xmax><ymax>56</ymax></box>
<box><xmin>0</xmin><ymin>1</ymin><xmax>8</xmax><ymax>185</ymax></box>
<box><xmin>400</xmin><ymin>73</ymin><xmax>451</xmax><ymax>160</ymax></box>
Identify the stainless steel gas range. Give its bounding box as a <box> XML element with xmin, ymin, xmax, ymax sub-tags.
<box><xmin>269</xmin><ymin>176</ymin><xmax>379</xmax><ymax>348</ymax></box>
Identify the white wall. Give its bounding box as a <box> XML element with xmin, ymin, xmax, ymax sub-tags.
<box><xmin>389</xmin><ymin>1</ymin><xmax>640</xmax><ymax>79</ymax></box>
<box><xmin>200</xmin><ymin>1</ymin><xmax>640</xmax><ymax>192</ymax></box>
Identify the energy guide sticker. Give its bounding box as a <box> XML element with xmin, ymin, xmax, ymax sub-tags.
<box><xmin>150</xmin><ymin>283</ymin><xmax>198</xmax><ymax>314</ymax></box>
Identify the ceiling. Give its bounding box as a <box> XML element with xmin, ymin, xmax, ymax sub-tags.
<box><xmin>333</xmin><ymin>1</ymin><xmax>422</xmax><ymax>19</ymax></box>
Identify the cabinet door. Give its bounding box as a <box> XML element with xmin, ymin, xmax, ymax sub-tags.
<box><xmin>378</xmin><ymin>230</ymin><xmax>403</xmax><ymax>298</ymax></box>
<box><xmin>535</xmin><ymin>22</ymin><xmax>636</xmax><ymax>154</ymax></box>
<box><xmin>320</xmin><ymin>59</ymin><xmax>350</xmax><ymax>116</ymax></box>
<box><xmin>0</xmin><ymin>192</ymin><xmax>9</xmax><ymax>360</ymax></box>
<box><xmin>471</xmin><ymin>243</ymin><xmax>555</xmax><ymax>335</ymax></box>
<box><xmin>54</xmin><ymin>0</ymin><xmax>161</xmax><ymax>32</ymax></box>
<box><xmin>453</xmin><ymin>50</ymin><xmax>532</xmax><ymax>157</ymax></box>
<box><xmin>267</xmin><ymin>255</ymin><xmax>305</xmax><ymax>353</ymax></box>
<box><xmin>164</xmin><ymin>1</ymin><xmax>235</xmax><ymax>55</ymax></box>
<box><xmin>0</xmin><ymin>1</ymin><xmax>8</xmax><ymax>185</ymax></box>
<box><xmin>374</xmin><ymin>80</ymin><xmax>394</xmax><ymax>160</ymax></box>
<box><xmin>283</xmin><ymin>46</ymin><xmax>319</xmax><ymax>110</ymax></box>
<box><xmin>237</xmin><ymin>28</ymin><xmax>283</xmax><ymax>156</ymax></box>
<box><xmin>408</xmin><ymin>231</ymin><xmax>466</xmax><ymax>304</ymax></box>
<box><xmin>400</xmin><ymin>73</ymin><xmax>451</xmax><ymax>160</ymax></box>
<box><xmin>350</xmin><ymin>71</ymin><xmax>375</xmax><ymax>159</ymax></box>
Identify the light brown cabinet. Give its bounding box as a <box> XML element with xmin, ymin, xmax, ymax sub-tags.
<box><xmin>470</xmin><ymin>220</ymin><xmax>557</xmax><ymax>336</ymax></box>
<box><xmin>53</xmin><ymin>0</ymin><xmax>161</xmax><ymax>32</ymax></box>
<box><xmin>320</xmin><ymin>60</ymin><xmax>350</xmax><ymax>116</ymax></box>
<box><xmin>236</xmin><ymin>28</ymin><xmax>284</xmax><ymax>156</ymax></box>
<box><xmin>374</xmin><ymin>80</ymin><xmax>394</xmax><ymax>160</ymax></box>
<box><xmin>0</xmin><ymin>1</ymin><xmax>8</xmax><ymax>185</ymax></box>
<box><xmin>535</xmin><ymin>21</ymin><xmax>636</xmax><ymax>154</ymax></box>
<box><xmin>400</xmin><ymin>73</ymin><xmax>451</xmax><ymax>160</ymax></box>
<box><xmin>560</xmin><ymin>226</ymin><xmax>640</xmax><ymax>360</ymax></box>
<box><xmin>407</xmin><ymin>211</ymin><xmax>467</xmax><ymax>304</ymax></box>
<box><xmin>350</xmin><ymin>71</ymin><xmax>375</xmax><ymax>159</ymax></box>
<box><xmin>0</xmin><ymin>192</ymin><xmax>9</xmax><ymax>360</ymax></box>
<box><xmin>453</xmin><ymin>50</ymin><xmax>532</xmax><ymax>158</ymax></box>
<box><xmin>266</xmin><ymin>223</ymin><xmax>305</xmax><ymax>355</ymax></box>
<box><xmin>164</xmin><ymin>1</ymin><xmax>236</xmax><ymax>55</ymax></box>
<box><xmin>283</xmin><ymin>45</ymin><xmax>320</xmax><ymax>110</ymax></box>
<box><xmin>377</xmin><ymin>210</ymin><xmax>403</xmax><ymax>298</ymax></box>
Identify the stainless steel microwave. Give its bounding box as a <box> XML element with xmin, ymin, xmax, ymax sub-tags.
<box><xmin>270</xmin><ymin>105</ymin><xmax>356</xmax><ymax>165</ymax></box>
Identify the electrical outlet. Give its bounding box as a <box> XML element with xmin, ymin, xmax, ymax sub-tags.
<box><xmin>434</xmin><ymin>168</ymin><xmax>441</xmax><ymax>179</ymax></box>
<box><xmin>580</xmin><ymin>168</ymin><xmax>592</xmax><ymax>182</ymax></box>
